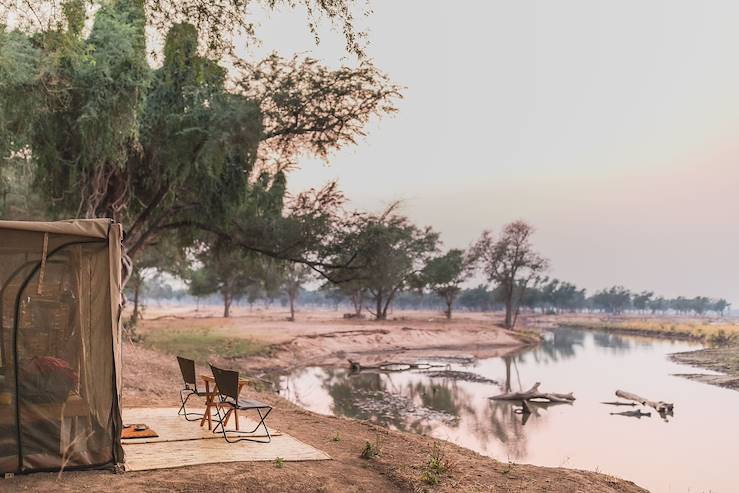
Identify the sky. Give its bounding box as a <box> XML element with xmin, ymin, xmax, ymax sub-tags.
<box><xmin>244</xmin><ymin>1</ymin><xmax>739</xmax><ymax>304</ymax></box>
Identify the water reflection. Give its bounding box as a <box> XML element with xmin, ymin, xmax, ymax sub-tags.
<box><xmin>279</xmin><ymin>328</ymin><xmax>739</xmax><ymax>493</ymax></box>
<box><xmin>524</xmin><ymin>328</ymin><xmax>587</xmax><ymax>364</ymax></box>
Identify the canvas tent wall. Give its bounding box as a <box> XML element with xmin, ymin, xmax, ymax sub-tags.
<box><xmin>0</xmin><ymin>219</ymin><xmax>124</xmax><ymax>474</ymax></box>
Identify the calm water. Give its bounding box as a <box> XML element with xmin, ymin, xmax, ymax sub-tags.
<box><xmin>279</xmin><ymin>328</ymin><xmax>739</xmax><ymax>493</ymax></box>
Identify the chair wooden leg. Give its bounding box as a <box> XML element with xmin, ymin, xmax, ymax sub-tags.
<box><xmin>234</xmin><ymin>409</ymin><xmax>239</xmax><ymax>431</ymax></box>
<box><xmin>223</xmin><ymin>408</ymin><xmax>233</xmax><ymax>428</ymax></box>
<box><xmin>200</xmin><ymin>381</ymin><xmax>211</xmax><ymax>428</ymax></box>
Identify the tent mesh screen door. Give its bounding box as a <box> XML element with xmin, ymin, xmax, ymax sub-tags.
<box><xmin>0</xmin><ymin>230</ymin><xmax>116</xmax><ymax>473</ymax></box>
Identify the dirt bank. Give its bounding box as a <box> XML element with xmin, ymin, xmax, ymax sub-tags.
<box><xmin>671</xmin><ymin>345</ymin><xmax>739</xmax><ymax>390</ymax></box>
<box><xmin>11</xmin><ymin>342</ymin><xmax>647</xmax><ymax>493</ymax></box>
<box><xmin>136</xmin><ymin>308</ymin><xmax>535</xmax><ymax>373</ymax></box>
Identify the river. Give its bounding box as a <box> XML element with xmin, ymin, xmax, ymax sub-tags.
<box><xmin>279</xmin><ymin>327</ymin><xmax>739</xmax><ymax>492</ymax></box>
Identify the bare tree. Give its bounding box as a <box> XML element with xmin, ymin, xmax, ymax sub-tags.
<box><xmin>472</xmin><ymin>221</ymin><xmax>548</xmax><ymax>330</ymax></box>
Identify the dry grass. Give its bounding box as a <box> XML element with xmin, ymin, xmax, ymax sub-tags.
<box><xmin>563</xmin><ymin>319</ymin><xmax>739</xmax><ymax>344</ymax></box>
<box><xmin>142</xmin><ymin>326</ymin><xmax>273</xmax><ymax>363</ymax></box>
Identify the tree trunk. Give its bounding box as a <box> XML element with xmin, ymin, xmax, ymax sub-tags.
<box><xmin>131</xmin><ymin>280</ymin><xmax>141</xmax><ymax>324</ymax></box>
<box><xmin>380</xmin><ymin>287</ymin><xmax>400</xmax><ymax>321</ymax></box>
<box><xmin>445</xmin><ymin>299</ymin><xmax>452</xmax><ymax>319</ymax></box>
<box><xmin>505</xmin><ymin>296</ymin><xmax>514</xmax><ymax>330</ymax></box>
<box><xmin>512</xmin><ymin>299</ymin><xmax>522</xmax><ymax>329</ymax></box>
<box><xmin>352</xmin><ymin>291</ymin><xmax>364</xmax><ymax>316</ymax></box>
<box><xmin>375</xmin><ymin>289</ymin><xmax>384</xmax><ymax>320</ymax></box>
<box><xmin>288</xmin><ymin>291</ymin><xmax>296</xmax><ymax>321</ymax></box>
<box><xmin>223</xmin><ymin>291</ymin><xmax>232</xmax><ymax>318</ymax></box>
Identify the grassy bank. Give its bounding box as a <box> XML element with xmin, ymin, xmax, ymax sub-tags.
<box><xmin>561</xmin><ymin>319</ymin><xmax>739</xmax><ymax>344</ymax></box>
<box><xmin>143</xmin><ymin>326</ymin><xmax>273</xmax><ymax>362</ymax></box>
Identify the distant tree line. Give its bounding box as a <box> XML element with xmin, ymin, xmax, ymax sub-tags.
<box><xmin>133</xmin><ymin>209</ymin><xmax>732</xmax><ymax>329</ymax></box>
<box><xmin>454</xmin><ymin>281</ymin><xmax>731</xmax><ymax>317</ymax></box>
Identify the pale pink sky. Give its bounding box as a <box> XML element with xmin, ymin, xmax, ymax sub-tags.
<box><xmin>244</xmin><ymin>1</ymin><xmax>739</xmax><ymax>303</ymax></box>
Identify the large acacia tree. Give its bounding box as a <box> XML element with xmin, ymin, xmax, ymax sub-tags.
<box><xmin>0</xmin><ymin>0</ymin><xmax>400</xmax><ymax>280</ymax></box>
<box><xmin>328</xmin><ymin>205</ymin><xmax>439</xmax><ymax>320</ymax></box>
<box><xmin>472</xmin><ymin>221</ymin><xmax>548</xmax><ymax>330</ymax></box>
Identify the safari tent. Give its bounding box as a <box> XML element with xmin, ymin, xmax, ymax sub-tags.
<box><xmin>0</xmin><ymin>219</ymin><xmax>124</xmax><ymax>474</ymax></box>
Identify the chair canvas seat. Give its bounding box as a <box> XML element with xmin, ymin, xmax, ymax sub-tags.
<box><xmin>221</xmin><ymin>398</ymin><xmax>271</xmax><ymax>410</ymax></box>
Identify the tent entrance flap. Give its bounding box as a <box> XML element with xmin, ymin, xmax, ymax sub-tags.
<box><xmin>0</xmin><ymin>220</ymin><xmax>123</xmax><ymax>474</ymax></box>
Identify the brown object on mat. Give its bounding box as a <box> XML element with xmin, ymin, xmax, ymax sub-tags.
<box><xmin>122</xmin><ymin>425</ymin><xmax>159</xmax><ymax>439</ymax></box>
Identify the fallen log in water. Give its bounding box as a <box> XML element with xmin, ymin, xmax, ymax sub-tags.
<box><xmin>420</xmin><ymin>370</ymin><xmax>498</xmax><ymax>384</ymax></box>
<box><xmin>611</xmin><ymin>409</ymin><xmax>651</xmax><ymax>419</ymax></box>
<box><xmin>347</xmin><ymin>359</ymin><xmax>445</xmax><ymax>373</ymax></box>
<box><xmin>601</xmin><ymin>401</ymin><xmax>637</xmax><ymax>407</ymax></box>
<box><xmin>490</xmin><ymin>382</ymin><xmax>576</xmax><ymax>403</ymax></box>
<box><xmin>615</xmin><ymin>390</ymin><xmax>673</xmax><ymax>414</ymax></box>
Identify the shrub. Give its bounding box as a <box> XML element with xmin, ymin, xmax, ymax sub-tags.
<box><xmin>420</xmin><ymin>443</ymin><xmax>450</xmax><ymax>485</ymax></box>
<box><xmin>360</xmin><ymin>436</ymin><xmax>383</xmax><ymax>460</ymax></box>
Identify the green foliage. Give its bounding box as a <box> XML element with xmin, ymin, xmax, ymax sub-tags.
<box><xmin>360</xmin><ymin>436</ymin><xmax>382</xmax><ymax>460</ymax></box>
<box><xmin>329</xmin><ymin>205</ymin><xmax>439</xmax><ymax>320</ymax></box>
<box><xmin>143</xmin><ymin>327</ymin><xmax>271</xmax><ymax>362</ymax></box>
<box><xmin>420</xmin><ymin>443</ymin><xmax>450</xmax><ymax>486</ymax></box>
<box><xmin>458</xmin><ymin>285</ymin><xmax>496</xmax><ymax>312</ymax></box>
<box><xmin>2</xmin><ymin>0</ymin><xmax>371</xmax><ymax>59</ymax></box>
<box><xmin>236</xmin><ymin>54</ymin><xmax>399</xmax><ymax>164</ymax></box>
<box><xmin>0</xmin><ymin>154</ymin><xmax>45</xmax><ymax>219</ymax></box>
<box><xmin>516</xmin><ymin>280</ymin><xmax>730</xmax><ymax>317</ymax></box>
<box><xmin>274</xmin><ymin>456</ymin><xmax>284</xmax><ymax>468</ymax></box>
<box><xmin>23</xmin><ymin>0</ymin><xmax>150</xmax><ymax>220</ymax></box>
<box><xmin>420</xmin><ymin>248</ymin><xmax>473</xmax><ymax>319</ymax></box>
<box><xmin>0</xmin><ymin>27</ymin><xmax>40</xmax><ymax>158</ymax></box>
<box><xmin>0</xmin><ymin>2</ymin><xmax>400</xmax><ymax>273</ymax></box>
<box><xmin>187</xmin><ymin>241</ymin><xmax>273</xmax><ymax>317</ymax></box>
<box><xmin>590</xmin><ymin>286</ymin><xmax>632</xmax><ymax>314</ymax></box>
<box><xmin>524</xmin><ymin>278</ymin><xmax>587</xmax><ymax>313</ymax></box>
<box><xmin>632</xmin><ymin>291</ymin><xmax>654</xmax><ymax>312</ymax></box>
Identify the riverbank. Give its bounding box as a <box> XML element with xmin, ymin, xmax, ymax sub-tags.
<box><xmin>135</xmin><ymin>308</ymin><xmax>739</xmax><ymax>397</ymax></box>
<box><xmin>671</xmin><ymin>345</ymin><xmax>739</xmax><ymax>390</ymax></box>
<box><xmin>9</xmin><ymin>309</ymin><xmax>649</xmax><ymax>492</ymax></box>
<box><xmin>13</xmin><ymin>339</ymin><xmax>648</xmax><ymax>492</ymax></box>
<box><xmin>135</xmin><ymin>308</ymin><xmax>538</xmax><ymax>373</ymax></box>
<box><xmin>535</xmin><ymin>313</ymin><xmax>739</xmax><ymax>392</ymax></box>
<box><xmin>540</xmin><ymin>314</ymin><xmax>739</xmax><ymax>344</ymax></box>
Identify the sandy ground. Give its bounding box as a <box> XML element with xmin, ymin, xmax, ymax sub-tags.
<box><xmin>137</xmin><ymin>307</ymin><xmax>534</xmax><ymax>371</ymax></box>
<box><xmin>6</xmin><ymin>310</ymin><xmax>649</xmax><ymax>492</ymax></box>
